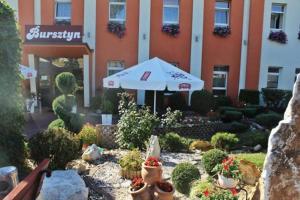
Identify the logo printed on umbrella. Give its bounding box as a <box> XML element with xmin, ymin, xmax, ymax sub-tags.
<box><xmin>108</xmin><ymin>81</ymin><xmax>114</xmax><ymax>86</ymax></box>
<box><xmin>179</xmin><ymin>83</ymin><xmax>191</xmax><ymax>90</ymax></box>
<box><xmin>28</xmin><ymin>73</ymin><xmax>32</xmax><ymax>78</ymax></box>
<box><xmin>140</xmin><ymin>71</ymin><xmax>151</xmax><ymax>81</ymax></box>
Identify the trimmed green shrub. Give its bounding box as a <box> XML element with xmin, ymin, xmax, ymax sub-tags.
<box><xmin>101</xmin><ymin>99</ymin><xmax>114</xmax><ymax>114</ymax></box>
<box><xmin>90</xmin><ymin>95</ymin><xmax>102</xmax><ymax>111</ymax></box>
<box><xmin>102</xmin><ymin>88</ymin><xmax>124</xmax><ymax>114</ymax></box>
<box><xmin>48</xmin><ymin>119</ymin><xmax>65</xmax><ymax>129</ymax></box>
<box><xmin>171</xmin><ymin>163</ymin><xmax>201</xmax><ymax>194</ymax></box>
<box><xmin>202</xmin><ymin>149</ymin><xmax>228</xmax><ymax>175</ymax></box>
<box><xmin>159</xmin><ymin>132</ymin><xmax>188</xmax><ymax>152</ymax></box>
<box><xmin>255</xmin><ymin>113</ymin><xmax>282</xmax><ymax>129</ymax></box>
<box><xmin>237</xmin><ymin>131</ymin><xmax>270</xmax><ymax>148</ymax></box>
<box><xmin>77</xmin><ymin>123</ymin><xmax>98</xmax><ymax>145</ymax></box>
<box><xmin>213</xmin><ymin>96</ymin><xmax>232</xmax><ymax>109</ymax></box>
<box><xmin>222</xmin><ymin>111</ymin><xmax>243</xmax><ymax>122</ymax></box>
<box><xmin>169</xmin><ymin>92</ymin><xmax>187</xmax><ymax>110</ymax></box>
<box><xmin>239</xmin><ymin>89</ymin><xmax>260</xmax><ymax>105</ymax></box>
<box><xmin>211</xmin><ymin>132</ymin><xmax>239</xmax><ymax>151</ymax></box>
<box><xmin>241</xmin><ymin>107</ymin><xmax>257</xmax><ymax>118</ymax></box>
<box><xmin>229</xmin><ymin>121</ymin><xmax>249</xmax><ymax>133</ymax></box>
<box><xmin>191</xmin><ymin>90</ymin><xmax>214</xmax><ymax>115</ymax></box>
<box><xmin>28</xmin><ymin>128</ymin><xmax>80</xmax><ymax>169</ymax></box>
<box><xmin>55</xmin><ymin>72</ymin><xmax>77</xmax><ymax>95</ymax></box>
<box><xmin>262</xmin><ymin>88</ymin><xmax>292</xmax><ymax>113</ymax></box>
<box><xmin>218</xmin><ymin>106</ymin><xmax>239</xmax><ymax>115</ymax></box>
<box><xmin>0</xmin><ymin>1</ymin><xmax>26</xmax><ymax>166</ymax></box>
<box><xmin>119</xmin><ymin>149</ymin><xmax>143</xmax><ymax>171</ymax></box>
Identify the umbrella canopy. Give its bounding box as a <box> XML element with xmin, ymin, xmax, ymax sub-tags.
<box><xmin>103</xmin><ymin>57</ymin><xmax>204</xmax><ymax>91</ymax></box>
<box><xmin>19</xmin><ymin>64</ymin><xmax>37</xmax><ymax>79</ymax></box>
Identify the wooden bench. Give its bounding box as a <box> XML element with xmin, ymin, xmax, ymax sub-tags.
<box><xmin>2</xmin><ymin>159</ymin><xmax>50</xmax><ymax>200</ymax></box>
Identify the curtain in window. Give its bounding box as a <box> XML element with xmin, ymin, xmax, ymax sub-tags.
<box><xmin>56</xmin><ymin>3</ymin><xmax>71</xmax><ymax>18</ymax></box>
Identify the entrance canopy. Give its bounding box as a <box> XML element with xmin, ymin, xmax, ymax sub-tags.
<box><xmin>103</xmin><ymin>57</ymin><xmax>204</xmax><ymax>113</ymax></box>
<box><xmin>103</xmin><ymin>57</ymin><xmax>204</xmax><ymax>91</ymax></box>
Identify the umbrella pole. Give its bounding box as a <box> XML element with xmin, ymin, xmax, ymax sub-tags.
<box><xmin>153</xmin><ymin>90</ymin><xmax>157</xmax><ymax>114</ymax></box>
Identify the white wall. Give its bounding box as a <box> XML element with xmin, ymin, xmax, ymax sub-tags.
<box><xmin>259</xmin><ymin>0</ymin><xmax>300</xmax><ymax>90</ymax></box>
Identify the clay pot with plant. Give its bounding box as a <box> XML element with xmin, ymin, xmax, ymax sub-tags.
<box><xmin>141</xmin><ymin>157</ymin><xmax>162</xmax><ymax>185</ymax></box>
<box><xmin>119</xmin><ymin>149</ymin><xmax>143</xmax><ymax>179</ymax></box>
<box><xmin>154</xmin><ymin>181</ymin><xmax>175</xmax><ymax>200</ymax></box>
<box><xmin>212</xmin><ymin>157</ymin><xmax>241</xmax><ymax>189</ymax></box>
<box><xmin>129</xmin><ymin>177</ymin><xmax>152</xmax><ymax>200</ymax></box>
<box><xmin>77</xmin><ymin>123</ymin><xmax>98</xmax><ymax>150</ymax></box>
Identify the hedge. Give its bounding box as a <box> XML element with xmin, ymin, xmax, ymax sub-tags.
<box><xmin>239</xmin><ymin>89</ymin><xmax>260</xmax><ymax>105</ymax></box>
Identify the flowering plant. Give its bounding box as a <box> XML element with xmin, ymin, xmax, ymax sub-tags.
<box><xmin>213</xmin><ymin>26</ymin><xmax>231</xmax><ymax>37</ymax></box>
<box><xmin>130</xmin><ymin>177</ymin><xmax>145</xmax><ymax>191</ymax></box>
<box><xmin>212</xmin><ymin>157</ymin><xmax>241</xmax><ymax>179</ymax></box>
<box><xmin>199</xmin><ymin>188</ymin><xmax>238</xmax><ymax>200</ymax></box>
<box><xmin>157</xmin><ymin>181</ymin><xmax>173</xmax><ymax>192</ymax></box>
<box><xmin>268</xmin><ymin>31</ymin><xmax>287</xmax><ymax>44</ymax></box>
<box><xmin>107</xmin><ymin>22</ymin><xmax>126</xmax><ymax>38</ymax></box>
<box><xmin>144</xmin><ymin>156</ymin><xmax>160</xmax><ymax>167</ymax></box>
<box><xmin>162</xmin><ymin>24</ymin><xmax>180</xmax><ymax>36</ymax></box>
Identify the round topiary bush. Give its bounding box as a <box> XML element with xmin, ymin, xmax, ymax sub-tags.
<box><xmin>229</xmin><ymin>121</ymin><xmax>250</xmax><ymax>133</ymax></box>
<box><xmin>202</xmin><ymin>149</ymin><xmax>228</xmax><ymax>175</ymax></box>
<box><xmin>28</xmin><ymin>128</ymin><xmax>80</xmax><ymax>169</ymax></box>
<box><xmin>48</xmin><ymin>119</ymin><xmax>65</xmax><ymax>129</ymax></box>
<box><xmin>255</xmin><ymin>113</ymin><xmax>282</xmax><ymax>129</ymax></box>
<box><xmin>171</xmin><ymin>162</ymin><xmax>201</xmax><ymax>194</ymax></box>
<box><xmin>211</xmin><ymin>132</ymin><xmax>239</xmax><ymax>151</ymax></box>
<box><xmin>55</xmin><ymin>72</ymin><xmax>77</xmax><ymax>95</ymax></box>
<box><xmin>191</xmin><ymin>90</ymin><xmax>214</xmax><ymax>115</ymax></box>
<box><xmin>159</xmin><ymin>132</ymin><xmax>188</xmax><ymax>152</ymax></box>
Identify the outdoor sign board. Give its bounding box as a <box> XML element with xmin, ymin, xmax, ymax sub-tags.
<box><xmin>25</xmin><ymin>25</ymin><xmax>83</xmax><ymax>43</ymax></box>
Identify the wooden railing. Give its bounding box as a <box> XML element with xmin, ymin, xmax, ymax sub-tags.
<box><xmin>3</xmin><ymin>159</ymin><xmax>50</xmax><ymax>200</ymax></box>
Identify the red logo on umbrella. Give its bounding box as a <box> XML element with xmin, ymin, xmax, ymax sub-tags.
<box><xmin>108</xmin><ymin>80</ymin><xmax>114</xmax><ymax>86</ymax></box>
<box><xmin>141</xmin><ymin>71</ymin><xmax>151</xmax><ymax>81</ymax></box>
<box><xmin>27</xmin><ymin>73</ymin><xmax>32</xmax><ymax>78</ymax></box>
<box><xmin>179</xmin><ymin>83</ymin><xmax>191</xmax><ymax>89</ymax></box>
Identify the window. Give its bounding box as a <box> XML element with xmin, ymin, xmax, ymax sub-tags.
<box><xmin>295</xmin><ymin>68</ymin><xmax>300</xmax><ymax>82</ymax></box>
<box><xmin>267</xmin><ymin>67</ymin><xmax>280</xmax><ymax>89</ymax></box>
<box><xmin>109</xmin><ymin>0</ymin><xmax>126</xmax><ymax>23</ymax></box>
<box><xmin>163</xmin><ymin>0</ymin><xmax>179</xmax><ymax>24</ymax></box>
<box><xmin>212</xmin><ymin>66</ymin><xmax>228</xmax><ymax>96</ymax></box>
<box><xmin>215</xmin><ymin>1</ymin><xmax>230</xmax><ymax>27</ymax></box>
<box><xmin>270</xmin><ymin>4</ymin><xmax>285</xmax><ymax>30</ymax></box>
<box><xmin>55</xmin><ymin>1</ymin><xmax>71</xmax><ymax>22</ymax></box>
<box><xmin>107</xmin><ymin>61</ymin><xmax>125</xmax><ymax>76</ymax></box>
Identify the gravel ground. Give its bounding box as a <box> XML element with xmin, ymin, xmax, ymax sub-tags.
<box><xmin>77</xmin><ymin>149</ymin><xmax>204</xmax><ymax>200</ymax></box>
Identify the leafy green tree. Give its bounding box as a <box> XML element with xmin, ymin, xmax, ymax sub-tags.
<box><xmin>0</xmin><ymin>1</ymin><xmax>26</xmax><ymax>165</ymax></box>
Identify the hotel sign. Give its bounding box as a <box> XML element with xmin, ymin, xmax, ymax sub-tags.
<box><xmin>25</xmin><ymin>25</ymin><xmax>83</xmax><ymax>43</ymax></box>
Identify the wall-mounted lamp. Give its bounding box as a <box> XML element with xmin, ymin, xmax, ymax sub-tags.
<box><xmin>143</xmin><ymin>33</ymin><xmax>147</xmax><ymax>40</ymax></box>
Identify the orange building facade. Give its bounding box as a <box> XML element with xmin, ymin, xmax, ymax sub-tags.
<box><xmin>7</xmin><ymin>0</ymin><xmax>300</xmax><ymax>107</ymax></box>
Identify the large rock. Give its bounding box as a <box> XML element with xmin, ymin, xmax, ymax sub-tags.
<box><xmin>36</xmin><ymin>170</ymin><xmax>88</xmax><ymax>200</ymax></box>
<box><xmin>146</xmin><ymin>135</ymin><xmax>160</xmax><ymax>159</ymax></box>
<box><xmin>239</xmin><ymin>159</ymin><xmax>261</xmax><ymax>185</ymax></box>
<box><xmin>262</xmin><ymin>75</ymin><xmax>300</xmax><ymax>200</ymax></box>
<box><xmin>82</xmin><ymin>144</ymin><xmax>102</xmax><ymax>161</ymax></box>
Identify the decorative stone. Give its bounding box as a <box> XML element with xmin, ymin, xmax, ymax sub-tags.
<box><xmin>66</xmin><ymin>160</ymin><xmax>90</xmax><ymax>175</ymax></box>
<box><xmin>262</xmin><ymin>75</ymin><xmax>300</xmax><ymax>200</ymax></box>
<box><xmin>146</xmin><ymin>135</ymin><xmax>160</xmax><ymax>159</ymax></box>
<box><xmin>36</xmin><ymin>170</ymin><xmax>88</xmax><ymax>200</ymax></box>
<box><xmin>253</xmin><ymin>144</ymin><xmax>262</xmax><ymax>152</ymax></box>
<box><xmin>239</xmin><ymin>159</ymin><xmax>261</xmax><ymax>185</ymax></box>
<box><xmin>82</xmin><ymin>144</ymin><xmax>102</xmax><ymax>161</ymax></box>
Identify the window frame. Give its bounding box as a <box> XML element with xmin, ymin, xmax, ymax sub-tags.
<box><xmin>212</xmin><ymin>70</ymin><xmax>228</xmax><ymax>96</ymax></box>
<box><xmin>55</xmin><ymin>0</ymin><xmax>72</xmax><ymax>22</ymax></box>
<box><xmin>214</xmin><ymin>0</ymin><xmax>230</xmax><ymax>27</ymax></box>
<box><xmin>107</xmin><ymin>60</ymin><xmax>125</xmax><ymax>76</ymax></box>
<box><xmin>109</xmin><ymin>0</ymin><xmax>127</xmax><ymax>23</ymax></box>
<box><xmin>270</xmin><ymin>3</ymin><xmax>285</xmax><ymax>31</ymax></box>
<box><xmin>163</xmin><ymin>0</ymin><xmax>180</xmax><ymax>25</ymax></box>
<box><xmin>267</xmin><ymin>67</ymin><xmax>280</xmax><ymax>89</ymax></box>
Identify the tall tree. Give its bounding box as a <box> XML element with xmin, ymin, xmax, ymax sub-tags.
<box><xmin>0</xmin><ymin>1</ymin><xmax>25</xmax><ymax>165</ymax></box>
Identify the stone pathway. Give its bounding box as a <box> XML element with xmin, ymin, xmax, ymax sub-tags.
<box><xmin>76</xmin><ymin>149</ymin><xmax>204</xmax><ymax>200</ymax></box>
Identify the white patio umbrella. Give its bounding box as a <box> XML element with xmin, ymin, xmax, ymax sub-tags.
<box><xmin>103</xmin><ymin>57</ymin><xmax>204</xmax><ymax>113</ymax></box>
<box><xmin>19</xmin><ymin>64</ymin><xmax>37</xmax><ymax>79</ymax></box>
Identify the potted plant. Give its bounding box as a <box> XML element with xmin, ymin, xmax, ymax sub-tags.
<box><xmin>101</xmin><ymin>99</ymin><xmax>113</xmax><ymax>125</ymax></box>
<box><xmin>198</xmin><ymin>188</ymin><xmax>238</xmax><ymax>200</ymax></box>
<box><xmin>154</xmin><ymin>181</ymin><xmax>175</xmax><ymax>200</ymax></box>
<box><xmin>119</xmin><ymin>149</ymin><xmax>143</xmax><ymax>179</ymax></box>
<box><xmin>77</xmin><ymin>123</ymin><xmax>98</xmax><ymax>150</ymax></box>
<box><xmin>141</xmin><ymin>156</ymin><xmax>162</xmax><ymax>185</ymax></box>
<box><xmin>212</xmin><ymin>157</ymin><xmax>241</xmax><ymax>189</ymax></box>
<box><xmin>129</xmin><ymin>177</ymin><xmax>151</xmax><ymax>200</ymax></box>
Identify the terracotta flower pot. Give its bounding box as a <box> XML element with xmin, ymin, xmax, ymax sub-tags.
<box><xmin>154</xmin><ymin>182</ymin><xmax>175</xmax><ymax>200</ymax></box>
<box><xmin>218</xmin><ymin>174</ymin><xmax>238</xmax><ymax>189</ymax></box>
<box><xmin>120</xmin><ymin>169</ymin><xmax>141</xmax><ymax>179</ymax></box>
<box><xmin>129</xmin><ymin>183</ymin><xmax>152</xmax><ymax>200</ymax></box>
<box><xmin>141</xmin><ymin>162</ymin><xmax>162</xmax><ymax>185</ymax></box>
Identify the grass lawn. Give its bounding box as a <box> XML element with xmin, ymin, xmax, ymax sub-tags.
<box><xmin>233</xmin><ymin>153</ymin><xmax>266</xmax><ymax>170</ymax></box>
<box><xmin>0</xmin><ymin>147</ymin><xmax>10</xmax><ymax>167</ymax></box>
